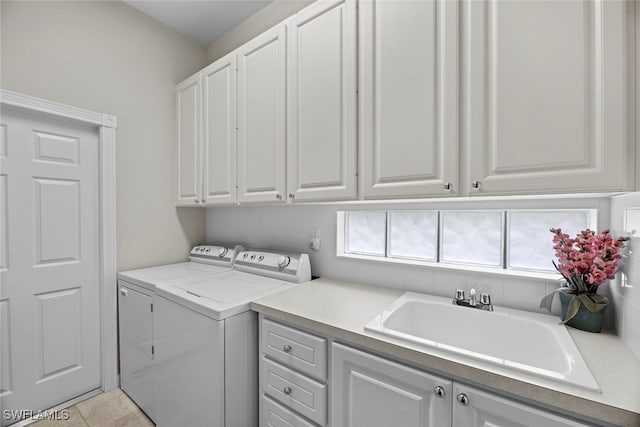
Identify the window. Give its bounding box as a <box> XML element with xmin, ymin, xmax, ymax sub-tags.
<box><xmin>345</xmin><ymin>211</ymin><xmax>386</xmax><ymax>256</ymax></box>
<box><xmin>338</xmin><ymin>209</ymin><xmax>595</xmax><ymax>274</ymax></box>
<box><xmin>388</xmin><ymin>211</ymin><xmax>438</xmax><ymax>261</ymax></box>
<box><xmin>507</xmin><ymin>210</ymin><xmax>592</xmax><ymax>272</ymax></box>
<box><xmin>440</xmin><ymin>211</ymin><xmax>503</xmax><ymax>267</ymax></box>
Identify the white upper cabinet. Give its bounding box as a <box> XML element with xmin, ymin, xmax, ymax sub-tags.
<box><xmin>359</xmin><ymin>0</ymin><xmax>459</xmax><ymax>199</ymax></box>
<box><xmin>237</xmin><ymin>24</ymin><xmax>287</xmax><ymax>203</ymax></box>
<box><xmin>176</xmin><ymin>73</ymin><xmax>202</xmax><ymax>205</ymax></box>
<box><xmin>462</xmin><ymin>0</ymin><xmax>634</xmax><ymax>195</ymax></box>
<box><xmin>202</xmin><ymin>52</ymin><xmax>238</xmax><ymax>205</ymax></box>
<box><xmin>287</xmin><ymin>0</ymin><xmax>357</xmax><ymax>202</ymax></box>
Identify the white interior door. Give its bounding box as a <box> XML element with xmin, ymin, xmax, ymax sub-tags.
<box><xmin>0</xmin><ymin>108</ymin><xmax>101</xmax><ymax>425</ymax></box>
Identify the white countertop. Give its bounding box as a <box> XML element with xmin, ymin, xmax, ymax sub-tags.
<box><xmin>251</xmin><ymin>278</ymin><xmax>640</xmax><ymax>427</ymax></box>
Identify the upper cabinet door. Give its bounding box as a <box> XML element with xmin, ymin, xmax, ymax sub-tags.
<box><xmin>463</xmin><ymin>0</ymin><xmax>634</xmax><ymax>196</ymax></box>
<box><xmin>287</xmin><ymin>0</ymin><xmax>357</xmax><ymax>202</ymax></box>
<box><xmin>359</xmin><ymin>0</ymin><xmax>459</xmax><ymax>199</ymax></box>
<box><xmin>202</xmin><ymin>52</ymin><xmax>238</xmax><ymax>205</ymax></box>
<box><xmin>176</xmin><ymin>73</ymin><xmax>202</xmax><ymax>205</ymax></box>
<box><xmin>237</xmin><ymin>25</ymin><xmax>287</xmax><ymax>204</ymax></box>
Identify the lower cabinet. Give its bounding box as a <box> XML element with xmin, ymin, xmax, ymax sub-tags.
<box><xmin>452</xmin><ymin>383</ymin><xmax>592</xmax><ymax>427</ymax></box>
<box><xmin>331</xmin><ymin>343</ymin><xmax>452</xmax><ymax>427</ymax></box>
<box><xmin>259</xmin><ymin>316</ymin><xmax>328</xmax><ymax>426</ymax></box>
<box><xmin>331</xmin><ymin>343</ymin><xmax>594</xmax><ymax>427</ymax></box>
<box><xmin>259</xmin><ymin>317</ymin><xmax>594</xmax><ymax>427</ymax></box>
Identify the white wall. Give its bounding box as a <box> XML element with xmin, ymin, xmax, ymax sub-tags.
<box><xmin>610</xmin><ymin>193</ymin><xmax>640</xmax><ymax>359</ymax></box>
<box><xmin>1</xmin><ymin>1</ymin><xmax>207</xmax><ymax>271</ymax></box>
<box><xmin>205</xmin><ymin>0</ymin><xmax>313</xmax><ymax>62</ymax></box>
<box><xmin>206</xmin><ymin>195</ymin><xmax>611</xmax><ymax>318</ymax></box>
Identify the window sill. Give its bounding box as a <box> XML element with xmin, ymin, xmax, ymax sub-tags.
<box><xmin>336</xmin><ymin>252</ymin><xmax>561</xmax><ymax>283</ymax></box>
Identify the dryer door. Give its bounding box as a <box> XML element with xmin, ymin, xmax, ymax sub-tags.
<box><xmin>119</xmin><ymin>282</ymin><xmax>155</xmax><ymax>421</ymax></box>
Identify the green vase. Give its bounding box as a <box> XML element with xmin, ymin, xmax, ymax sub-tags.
<box><xmin>558</xmin><ymin>291</ymin><xmax>607</xmax><ymax>333</ymax></box>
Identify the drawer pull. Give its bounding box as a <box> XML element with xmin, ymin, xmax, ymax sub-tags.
<box><xmin>283</xmin><ymin>386</ymin><xmax>292</xmax><ymax>395</ymax></box>
<box><xmin>283</xmin><ymin>344</ymin><xmax>292</xmax><ymax>353</ymax></box>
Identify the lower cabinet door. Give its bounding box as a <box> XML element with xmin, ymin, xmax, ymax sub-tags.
<box><xmin>452</xmin><ymin>384</ymin><xmax>594</xmax><ymax>427</ymax></box>
<box><xmin>331</xmin><ymin>343</ymin><xmax>452</xmax><ymax>427</ymax></box>
<box><xmin>261</xmin><ymin>394</ymin><xmax>318</xmax><ymax>427</ymax></box>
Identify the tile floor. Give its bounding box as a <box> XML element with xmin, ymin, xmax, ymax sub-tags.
<box><xmin>31</xmin><ymin>389</ymin><xmax>154</xmax><ymax>427</ymax></box>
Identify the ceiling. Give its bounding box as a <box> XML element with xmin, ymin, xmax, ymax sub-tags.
<box><xmin>124</xmin><ymin>0</ymin><xmax>272</xmax><ymax>46</ymax></box>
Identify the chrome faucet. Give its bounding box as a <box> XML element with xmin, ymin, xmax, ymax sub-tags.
<box><xmin>453</xmin><ymin>288</ymin><xmax>493</xmax><ymax>311</ymax></box>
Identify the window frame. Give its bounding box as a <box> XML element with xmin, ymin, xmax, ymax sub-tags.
<box><xmin>337</xmin><ymin>208</ymin><xmax>597</xmax><ymax>279</ymax></box>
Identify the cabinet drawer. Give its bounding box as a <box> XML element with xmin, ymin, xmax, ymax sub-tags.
<box><xmin>261</xmin><ymin>318</ymin><xmax>327</xmax><ymax>380</ymax></box>
<box><xmin>262</xmin><ymin>357</ymin><xmax>327</xmax><ymax>426</ymax></box>
<box><xmin>261</xmin><ymin>394</ymin><xmax>318</xmax><ymax>427</ymax></box>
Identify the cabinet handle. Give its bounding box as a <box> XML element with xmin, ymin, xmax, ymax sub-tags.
<box><xmin>289</xmin><ymin>192</ymin><xmax>295</xmax><ymax>199</ymax></box>
<box><xmin>276</xmin><ymin>194</ymin><xmax>282</xmax><ymax>200</ymax></box>
<box><xmin>119</xmin><ymin>288</ymin><xmax>128</xmax><ymax>297</ymax></box>
<box><xmin>434</xmin><ymin>386</ymin><xmax>446</xmax><ymax>398</ymax></box>
<box><xmin>283</xmin><ymin>386</ymin><xmax>292</xmax><ymax>395</ymax></box>
<box><xmin>283</xmin><ymin>344</ymin><xmax>292</xmax><ymax>353</ymax></box>
<box><xmin>457</xmin><ymin>393</ymin><xmax>469</xmax><ymax>406</ymax></box>
<box><xmin>471</xmin><ymin>181</ymin><xmax>481</xmax><ymax>190</ymax></box>
<box><xmin>194</xmin><ymin>198</ymin><xmax>199</xmax><ymax>203</ymax></box>
<box><xmin>444</xmin><ymin>182</ymin><xmax>452</xmax><ymax>191</ymax></box>
<box><xmin>201</xmin><ymin>199</ymin><xmax>206</xmax><ymax>204</ymax></box>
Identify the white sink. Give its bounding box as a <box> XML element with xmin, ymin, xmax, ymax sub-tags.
<box><xmin>365</xmin><ymin>292</ymin><xmax>599</xmax><ymax>392</ymax></box>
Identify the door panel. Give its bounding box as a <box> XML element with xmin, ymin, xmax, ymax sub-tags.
<box><xmin>463</xmin><ymin>0</ymin><xmax>633</xmax><ymax>195</ymax></box>
<box><xmin>287</xmin><ymin>0</ymin><xmax>357</xmax><ymax>201</ymax></box>
<box><xmin>34</xmin><ymin>178</ymin><xmax>80</xmax><ymax>264</ymax></box>
<box><xmin>452</xmin><ymin>383</ymin><xmax>592</xmax><ymax>427</ymax></box>
<box><xmin>0</xmin><ymin>110</ymin><xmax>101</xmax><ymax>426</ymax></box>
<box><xmin>360</xmin><ymin>0</ymin><xmax>458</xmax><ymax>198</ymax></box>
<box><xmin>36</xmin><ymin>288</ymin><xmax>82</xmax><ymax>381</ymax></box>
<box><xmin>331</xmin><ymin>343</ymin><xmax>452</xmax><ymax>427</ymax></box>
<box><xmin>202</xmin><ymin>52</ymin><xmax>237</xmax><ymax>205</ymax></box>
<box><xmin>237</xmin><ymin>25</ymin><xmax>286</xmax><ymax>203</ymax></box>
<box><xmin>176</xmin><ymin>74</ymin><xmax>202</xmax><ymax>205</ymax></box>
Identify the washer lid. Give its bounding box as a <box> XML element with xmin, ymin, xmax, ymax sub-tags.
<box><xmin>156</xmin><ymin>271</ymin><xmax>295</xmax><ymax>320</ymax></box>
<box><xmin>118</xmin><ymin>262</ymin><xmax>231</xmax><ymax>290</ymax></box>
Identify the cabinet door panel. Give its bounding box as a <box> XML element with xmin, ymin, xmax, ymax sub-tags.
<box><xmin>331</xmin><ymin>343</ymin><xmax>452</xmax><ymax>427</ymax></box>
<box><xmin>202</xmin><ymin>52</ymin><xmax>237</xmax><ymax>205</ymax></box>
<box><xmin>453</xmin><ymin>383</ymin><xmax>593</xmax><ymax>427</ymax></box>
<box><xmin>463</xmin><ymin>0</ymin><xmax>633</xmax><ymax>195</ymax></box>
<box><xmin>176</xmin><ymin>73</ymin><xmax>202</xmax><ymax>205</ymax></box>
<box><xmin>287</xmin><ymin>0</ymin><xmax>357</xmax><ymax>201</ymax></box>
<box><xmin>237</xmin><ymin>25</ymin><xmax>286</xmax><ymax>203</ymax></box>
<box><xmin>360</xmin><ymin>0</ymin><xmax>458</xmax><ymax>198</ymax></box>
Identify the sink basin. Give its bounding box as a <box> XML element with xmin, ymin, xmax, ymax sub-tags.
<box><xmin>365</xmin><ymin>292</ymin><xmax>599</xmax><ymax>392</ymax></box>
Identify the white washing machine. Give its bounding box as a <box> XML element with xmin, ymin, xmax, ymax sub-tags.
<box><xmin>117</xmin><ymin>244</ymin><xmax>240</xmax><ymax>422</ymax></box>
<box><xmin>153</xmin><ymin>248</ymin><xmax>311</xmax><ymax>427</ymax></box>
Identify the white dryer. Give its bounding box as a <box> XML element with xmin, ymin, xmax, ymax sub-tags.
<box><xmin>153</xmin><ymin>249</ymin><xmax>311</xmax><ymax>427</ymax></box>
<box><xmin>117</xmin><ymin>244</ymin><xmax>240</xmax><ymax>421</ymax></box>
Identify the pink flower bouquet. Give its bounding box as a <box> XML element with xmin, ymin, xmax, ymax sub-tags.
<box><xmin>550</xmin><ymin>228</ymin><xmax>629</xmax><ymax>294</ymax></box>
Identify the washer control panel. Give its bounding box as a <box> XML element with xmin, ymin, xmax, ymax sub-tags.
<box><xmin>234</xmin><ymin>249</ymin><xmax>311</xmax><ymax>283</ymax></box>
<box><xmin>189</xmin><ymin>245</ymin><xmax>238</xmax><ymax>265</ymax></box>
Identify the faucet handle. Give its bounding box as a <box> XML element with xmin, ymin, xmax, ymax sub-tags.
<box><xmin>454</xmin><ymin>289</ymin><xmax>465</xmax><ymax>301</ymax></box>
<box><xmin>480</xmin><ymin>293</ymin><xmax>491</xmax><ymax>306</ymax></box>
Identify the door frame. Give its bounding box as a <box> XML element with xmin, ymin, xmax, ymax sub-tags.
<box><xmin>0</xmin><ymin>89</ymin><xmax>118</xmax><ymax>392</ymax></box>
